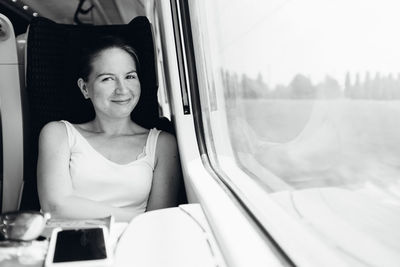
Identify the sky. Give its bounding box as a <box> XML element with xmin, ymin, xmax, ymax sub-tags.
<box><xmin>202</xmin><ymin>0</ymin><xmax>400</xmax><ymax>88</ymax></box>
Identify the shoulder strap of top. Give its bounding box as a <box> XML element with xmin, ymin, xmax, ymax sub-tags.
<box><xmin>59</xmin><ymin>120</ymin><xmax>75</xmax><ymax>148</ymax></box>
<box><xmin>145</xmin><ymin>128</ymin><xmax>162</xmax><ymax>168</ymax></box>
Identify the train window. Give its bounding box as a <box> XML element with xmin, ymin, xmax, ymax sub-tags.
<box><xmin>188</xmin><ymin>0</ymin><xmax>400</xmax><ymax>265</ymax></box>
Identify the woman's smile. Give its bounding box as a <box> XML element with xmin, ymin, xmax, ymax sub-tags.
<box><xmin>111</xmin><ymin>98</ymin><xmax>131</xmax><ymax>104</ymax></box>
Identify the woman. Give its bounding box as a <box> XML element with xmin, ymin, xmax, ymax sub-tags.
<box><xmin>37</xmin><ymin>36</ymin><xmax>181</xmax><ymax>222</ymax></box>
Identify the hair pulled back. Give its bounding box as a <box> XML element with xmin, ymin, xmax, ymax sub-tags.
<box><xmin>78</xmin><ymin>35</ymin><xmax>141</xmax><ymax>82</ymax></box>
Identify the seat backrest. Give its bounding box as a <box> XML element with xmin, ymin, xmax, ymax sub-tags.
<box><xmin>20</xmin><ymin>16</ymin><xmax>172</xmax><ymax>210</ymax></box>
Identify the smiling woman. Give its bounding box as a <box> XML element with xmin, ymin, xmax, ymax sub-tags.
<box><xmin>37</xmin><ymin>35</ymin><xmax>182</xmax><ymax>222</ymax></box>
<box><xmin>77</xmin><ymin>36</ymin><xmax>142</xmax><ymax>120</ymax></box>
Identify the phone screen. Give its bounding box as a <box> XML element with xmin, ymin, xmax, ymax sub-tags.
<box><xmin>53</xmin><ymin>228</ymin><xmax>107</xmax><ymax>263</ymax></box>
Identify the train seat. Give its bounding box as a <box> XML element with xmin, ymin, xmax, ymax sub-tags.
<box><xmin>19</xmin><ymin>16</ymin><xmax>174</xmax><ymax>210</ymax></box>
<box><xmin>0</xmin><ymin>14</ymin><xmax>24</xmax><ymax>212</ymax></box>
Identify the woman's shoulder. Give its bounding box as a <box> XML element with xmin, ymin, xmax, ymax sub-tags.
<box><xmin>39</xmin><ymin>121</ymin><xmax>69</xmax><ymax>139</ymax></box>
<box><xmin>156</xmin><ymin>129</ymin><xmax>174</xmax><ymax>140</ymax></box>
<box><xmin>41</xmin><ymin>120</ymin><xmax>67</xmax><ymax>133</ymax></box>
<box><xmin>155</xmin><ymin>130</ymin><xmax>177</xmax><ymax>154</ymax></box>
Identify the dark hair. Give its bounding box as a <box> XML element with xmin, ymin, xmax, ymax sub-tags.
<box><xmin>78</xmin><ymin>35</ymin><xmax>141</xmax><ymax>81</ymax></box>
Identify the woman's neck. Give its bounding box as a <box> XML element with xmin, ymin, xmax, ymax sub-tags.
<box><xmin>91</xmin><ymin>116</ymin><xmax>134</xmax><ymax>135</ymax></box>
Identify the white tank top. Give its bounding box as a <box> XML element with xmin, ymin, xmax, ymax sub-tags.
<box><xmin>61</xmin><ymin>120</ymin><xmax>161</xmax><ymax>213</ymax></box>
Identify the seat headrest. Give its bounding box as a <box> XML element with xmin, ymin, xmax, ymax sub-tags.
<box><xmin>26</xmin><ymin>16</ymin><xmax>158</xmax><ymax>136</ymax></box>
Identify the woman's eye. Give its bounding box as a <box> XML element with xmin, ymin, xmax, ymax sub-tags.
<box><xmin>101</xmin><ymin>77</ymin><xmax>113</xmax><ymax>82</ymax></box>
<box><xmin>126</xmin><ymin>74</ymin><xmax>137</xmax><ymax>79</ymax></box>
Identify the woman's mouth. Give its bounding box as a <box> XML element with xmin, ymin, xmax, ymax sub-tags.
<box><xmin>111</xmin><ymin>99</ymin><xmax>131</xmax><ymax>104</ymax></box>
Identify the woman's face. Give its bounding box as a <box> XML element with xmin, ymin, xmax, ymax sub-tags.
<box><xmin>79</xmin><ymin>47</ymin><xmax>141</xmax><ymax>119</ymax></box>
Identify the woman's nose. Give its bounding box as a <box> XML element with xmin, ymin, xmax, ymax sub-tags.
<box><xmin>115</xmin><ymin>78</ymin><xmax>128</xmax><ymax>94</ymax></box>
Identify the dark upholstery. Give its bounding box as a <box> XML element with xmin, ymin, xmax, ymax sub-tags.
<box><xmin>20</xmin><ymin>16</ymin><xmax>174</xmax><ymax>210</ymax></box>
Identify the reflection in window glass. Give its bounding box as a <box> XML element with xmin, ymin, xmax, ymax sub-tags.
<box><xmin>189</xmin><ymin>0</ymin><xmax>400</xmax><ymax>266</ymax></box>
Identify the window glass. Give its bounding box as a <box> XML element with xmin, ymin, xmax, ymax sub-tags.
<box><xmin>188</xmin><ymin>0</ymin><xmax>400</xmax><ymax>265</ymax></box>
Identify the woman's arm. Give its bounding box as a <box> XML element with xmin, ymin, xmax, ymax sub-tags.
<box><xmin>37</xmin><ymin>121</ymin><xmax>138</xmax><ymax>222</ymax></box>
<box><xmin>146</xmin><ymin>132</ymin><xmax>182</xmax><ymax>211</ymax></box>
<box><xmin>46</xmin><ymin>195</ymin><xmax>142</xmax><ymax>222</ymax></box>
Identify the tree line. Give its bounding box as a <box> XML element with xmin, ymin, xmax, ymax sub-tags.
<box><xmin>221</xmin><ymin>70</ymin><xmax>400</xmax><ymax>100</ymax></box>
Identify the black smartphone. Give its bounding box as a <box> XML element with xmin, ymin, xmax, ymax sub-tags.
<box><xmin>45</xmin><ymin>227</ymin><xmax>112</xmax><ymax>267</ymax></box>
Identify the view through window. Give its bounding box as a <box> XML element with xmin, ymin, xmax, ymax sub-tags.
<box><xmin>189</xmin><ymin>0</ymin><xmax>400</xmax><ymax>266</ymax></box>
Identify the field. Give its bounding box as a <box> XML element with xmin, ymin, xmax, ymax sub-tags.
<box><xmin>226</xmin><ymin>99</ymin><xmax>400</xmax><ymax>192</ymax></box>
